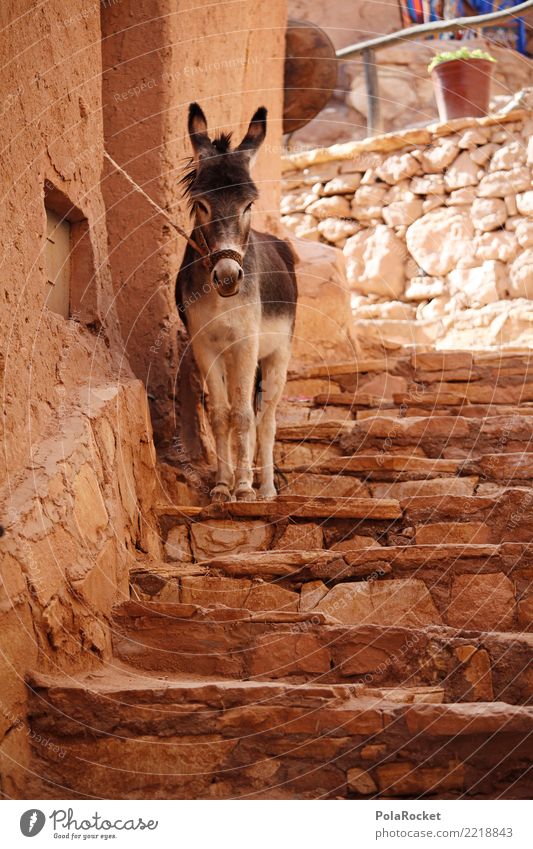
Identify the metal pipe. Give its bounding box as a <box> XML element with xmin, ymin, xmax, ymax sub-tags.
<box><xmin>363</xmin><ymin>48</ymin><xmax>382</xmax><ymax>136</ymax></box>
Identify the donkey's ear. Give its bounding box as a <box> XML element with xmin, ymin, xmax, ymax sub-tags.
<box><xmin>237</xmin><ymin>106</ymin><xmax>267</xmax><ymax>165</ymax></box>
<box><xmin>188</xmin><ymin>102</ymin><xmax>211</xmax><ymax>161</ymax></box>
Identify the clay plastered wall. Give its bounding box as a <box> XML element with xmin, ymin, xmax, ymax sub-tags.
<box><xmin>0</xmin><ymin>0</ymin><xmax>119</xmax><ymax>483</ymax></box>
<box><xmin>0</xmin><ymin>1</ymin><xmax>160</xmax><ymax>796</ymax></box>
<box><xmin>101</xmin><ymin>0</ymin><xmax>287</xmax><ymax>448</ymax></box>
<box><xmin>282</xmin><ymin>110</ymin><xmax>533</xmax><ymax>349</ymax></box>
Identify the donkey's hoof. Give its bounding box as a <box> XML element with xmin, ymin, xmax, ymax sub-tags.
<box><xmin>235</xmin><ymin>485</ymin><xmax>256</xmax><ymax>502</ymax></box>
<box><xmin>258</xmin><ymin>486</ymin><xmax>277</xmax><ymax>501</ymax></box>
<box><xmin>210</xmin><ymin>484</ymin><xmax>232</xmax><ymax>503</ymax></box>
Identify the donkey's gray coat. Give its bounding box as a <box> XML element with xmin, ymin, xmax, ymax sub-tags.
<box><xmin>176</xmin><ymin>103</ymin><xmax>297</xmax><ymax>502</ymax></box>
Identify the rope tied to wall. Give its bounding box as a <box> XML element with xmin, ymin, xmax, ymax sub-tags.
<box><xmin>103</xmin><ymin>150</ymin><xmax>206</xmax><ymax>260</ymax></box>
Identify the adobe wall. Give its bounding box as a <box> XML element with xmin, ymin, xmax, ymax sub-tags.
<box><xmin>101</xmin><ymin>0</ymin><xmax>287</xmax><ymax>452</ymax></box>
<box><xmin>0</xmin><ymin>0</ymin><xmax>160</xmax><ymax>797</ymax></box>
<box><xmin>1</xmin><ymin>0</ymin><xmax>118</xmax><ymax>483</ymax></box>
<box><xmin>0</xmin><ymin>0</ymin><xmax>289</xmax><ymax>797</ymax></box>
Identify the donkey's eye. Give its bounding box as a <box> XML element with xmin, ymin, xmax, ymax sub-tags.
<box><xmin>196</xmin><ymin>200</ymin><xmax>209</xmax><ymax>215</ymax></box>
<box><xmin>244</xmin><ymin>202</ymin><xmax>253</xmax><ymax>214</ymax></box>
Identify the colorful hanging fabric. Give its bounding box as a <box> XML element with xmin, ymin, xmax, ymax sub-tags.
<box><xmin>467</xmin><ymin>1</ymin><xmax>526</xmax><ymax>53</ymax></box>
<box><xmin>399</xmin><ymin>0</ymin><xmax>425</xmax><ymax>25</ymax></box>
<box><xmin>399</xmin><ymin>0</ymin><xmax>464</xmax><ymax>26</ymax></box>
<box><xmin>399</xmin><ymin>0</ymin><xmax>526</xmax><ymax>52</ymax></box>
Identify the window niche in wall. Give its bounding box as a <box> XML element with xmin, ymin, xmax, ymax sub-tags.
<box><xmin>43</xmin><ymin>181</ymin><xmax>98</xmax><ymax>324</ymax></box>
<box><xmin>45</xmin><ymin>209</ymin><xmax>71</xmax><ymax>318</ymax></box>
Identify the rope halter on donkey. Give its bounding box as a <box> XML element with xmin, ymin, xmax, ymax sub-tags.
<box><xmin>192</xmin><ymin>222</ymin><xmax>244</xmax><ymax>273</ymax></box>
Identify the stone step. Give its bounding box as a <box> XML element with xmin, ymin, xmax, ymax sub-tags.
<box><xmin>288</xmin><ymin>358</ymin><xmax>404</xmax><ymax>381</ymax></box>
<box><xmin>313</xmin><ymin>384</ymin><xmax>533</xmax><ymax>409</ymax></box>
<box><xmin>282</xmin><ymin>453</ymin><xmax>533</xmax><ymax>484</ymax></box>
<box><xmin>289</xmin><ymin>351</ymin><xmax>532</xmax><ymax>377</ymax></box>
<box><xmin>276</xmin><ymin>404</ymin><xmax>354</xmax><ymax>428</ymax></box>
<box><xmin>285</xmin><ymin>366</ymin><xmax>533</xmax><ymax>417</ymax></box>
<box><xmin>276</xmin><ymin>463</ymin><xmax>532</xmax><ymax>498</ymax></box>
<box><xmin>148</xmin><ymin>541</ymin><xmax>532</xmax><ymax>580</ymax></box>
<box><xmin>462</xmin><ymin>453</ymin><xmax>533</xmax><ymax>482</ymax></box>
<box><xmin>411</xmin><ymin>350</ymin><xmax>532</xmax><ymax>374</ymax></box>
<box><xmin>339</xmin><ymin>415</ymin><xmax>533</xmax><ymax>457</ymax></box>
<box><xmin>277</xmin><ymin>421</ymin><xmax>354</xmax><ymax>442</ymax></box>
<box><xmin>278</xmin><ymin>471</ymin><xmax>372</xmax><ymax>497</ymax></box>
<box><xmin>131</xmin><ymin>542</ymin><xmax>532</xmax><ymax>633</ymax></box>
<box><xmin>355</xmin><ymin>405</ymin><xmax>533</xmax><ymax>421</ymax></box>
<box><xmin>159</xmin><ymin>489</ymin><xmax>533</xmax><ymax>555</ymax></box>
<box><xmin>396</xmin><ymin>384</ymin><xmax>533</xmax><ymax>406</ymax></box>
<box><xmin>401</xmin><ymin>490</ymin><xmax>533</xmax><ymax>543</ymax></box>
<box><xmin>311</xmin><ymin>392</ymin><xmax>394</xmax><ymax>409</ymax></box>
<box><xmin>283</xmin><ymin>454</ymin><xmax>461</xmax><ymax>478</ymax></box>
<box><xmin>26</xmin><ymin>670</ymin><xmax>533</xmax><ymax>798</ymax></box>
<box><xmin>315</xmin><ymin>388</ymin><xmax>533</xmax><ymax>405</ymax></box>
<box><xmin>111</xmin><ymin>601</ymin><xmax>533</xmax><ymax>705</ymax></box>
<box><xmin>274</xmin><ymin>415</ymin><xmax>533</xmax><ymax>463</ymax></box>
<box><xmin>274</xmin><ymin>439</ymin><xmax>343</xmax><ymax>467</ymax></box>
<box><xmin>277</xmin><ymin>473</ymin><xmax>480</xmax><ymax>499</ymax></box>
<box><xmin>311</xmin><ymin>392</ymin><xmax>533</xmax><ymax>421</ymax></box>
<box><xmin>287</xmin><ymin>352</ymin><xmax>533</xmax><ymax>397</ymax></box>
<box><xmin>157</xmin><ymin>495</ymin><xmax>402</xmax><ymax>521</ymax></box>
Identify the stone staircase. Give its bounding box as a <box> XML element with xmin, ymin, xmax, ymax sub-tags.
<box><xmin>28</xmin><ymin>349</ymin><xmax>533</xmax><ymax>799</ymax></box>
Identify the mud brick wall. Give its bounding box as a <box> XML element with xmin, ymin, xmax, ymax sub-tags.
<box><xmin>0</xmin><ymin>0</ymin><xmax>286</xmax><ymax>796</ymax></box>
<box><xmin>101</xmin><ymin>0</ymin><xmax>287</xmax><ymax>450</ymax></box>
<box><xmin>0</xmin><ymin>0</ymin><xmax>165</xmax><ymax>796</ymax></box>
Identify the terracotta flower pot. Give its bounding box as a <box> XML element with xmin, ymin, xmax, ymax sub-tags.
<box><xmin>431</xmin><ymin>58</ymin><xmax>493</xmax><ymax>121</ymax></box>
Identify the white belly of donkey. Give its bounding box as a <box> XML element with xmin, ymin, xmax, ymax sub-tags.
<box><xmin>258</xmin><ymin>314</ymin><xmax>293</xmax><ymax>361</ymax></box>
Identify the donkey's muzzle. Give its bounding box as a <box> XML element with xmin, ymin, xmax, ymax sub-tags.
<box><xmin>212</xmin><ymin>258</ymin><xmax>243</xmax><ymax>297</ymax></box>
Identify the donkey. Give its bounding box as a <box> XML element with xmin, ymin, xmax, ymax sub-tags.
<box><xmin>176</xmin><ymin>103</ymin><xmax>298</xmax><ymax>503</ymax></box>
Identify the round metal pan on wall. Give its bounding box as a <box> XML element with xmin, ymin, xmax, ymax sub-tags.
<box><xmin>283</xmin><ymin>19</ymin><xmax>338</xmax><ymax>134</ymax></box>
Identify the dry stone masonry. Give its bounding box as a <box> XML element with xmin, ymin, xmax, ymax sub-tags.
<box><xmin>27</xmin><ymin>349</ymin><xmax>533</xmax><ymax>800</ymax></box>
<box><xmin>282</xmin><ymin>110</ymin><xmax>533</xmax><ymax>352</ymax></box>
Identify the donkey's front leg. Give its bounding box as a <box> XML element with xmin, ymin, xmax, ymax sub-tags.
<box><xmin>227</xmin><ymin>340</ymin><xmax>258</xmax><ymax>502</ymax></box>
<box><xmin>192</xmin><ymin>342</ymin><xmax>233</xmax><ymax>502</ymax></box>
<box><xmin>256</xmin><ymin>346</ymin><xmax>291</xmax><ymax>499</ymax></box>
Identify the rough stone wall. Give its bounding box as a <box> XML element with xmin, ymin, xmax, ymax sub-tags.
<box><xmin>0</xmin><ymin>0</ymin><xmax>161</xmax><ymax>796</ymax></box>
<box><xmin>101</xmin><ymin>0</ymin><xmax>287</xmax><ymax>451</ymax></box>
<box><xmin>287</xmin><ymin>0</ymin><xmax>533</xmax><ymax>148</ymax></box>
<box><xmin>282</xmin><ymin>109</ymin><xmax>533</xmax><ymax>350</ymax></box>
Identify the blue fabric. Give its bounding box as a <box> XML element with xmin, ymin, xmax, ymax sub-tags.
<box><xmin>399</xmin><ymin>0</ymin><xmax>526</xmax><ymax>52</ymax></box>
<box><xmin>468</xmin><ymin>0</ymin><xmax>527</xmax><ymax>52</ymax></box>
<box><xmin>401</xmin><ymin>0</ymin><xmax>464</xmax><ymax>24</ymax></box>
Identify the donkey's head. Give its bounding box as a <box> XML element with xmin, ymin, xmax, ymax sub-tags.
<box><xmin>184</xmin><ymin>102</ymin><xmax>267</xmax><ymax>297</ymax></box>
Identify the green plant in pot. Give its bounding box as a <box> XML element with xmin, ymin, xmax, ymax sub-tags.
<box><xmin>428</xmin><ymin>47</ymin><xmax>496</xmax><ymax>122</ymax></box>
